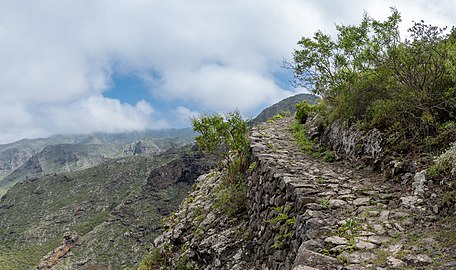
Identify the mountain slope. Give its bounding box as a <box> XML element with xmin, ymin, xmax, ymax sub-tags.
<box><xmin>0</xmin><ymin>130</ymin><xmax>195</xmax><ymax>196</ymax></box>
<box><xmin>0</xmin><ymin>145</ymin><xmax>209</xmax><ymax>270</ymax></box>
<box><xmin>0</xmin><ymin>128</ymin><xmax>195</xmax><ymax>188</ymax></box>
<box><xmin>250</xmin><ymin>93</ymin><xmax>318</xmax><ymax>125</ymax></box>
<box><xmin>53</xmin><ymin>149</ymin><xmax>214</xmax><ymax>269</ymax></box>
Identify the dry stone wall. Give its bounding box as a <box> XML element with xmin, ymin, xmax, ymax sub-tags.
<box><xmin>152</xmin><ymin>116</ymin><xmax>452</xmax><ymax>269</ymax></box>
<box><xmin>245</xmin><ymin>117</ymin><xmax>439</xmax><ymax>270</ymax></box>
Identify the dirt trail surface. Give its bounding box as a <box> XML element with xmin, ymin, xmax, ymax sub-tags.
<box><xmin>250</xmin><ymin>116</ymin><xmax>456</xmax><ymax>270</ymax></box>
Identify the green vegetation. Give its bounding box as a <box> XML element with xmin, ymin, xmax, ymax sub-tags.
<box><xmin>289</xmin><ymin>8</ymin><xmax>456</xmax><ymax>205</ymax></box>
<box><xmin>213</xmin><ymin>178</ymin><xmax>246</xmax><ymax>217</ymax></box>
<box><xmin>140</xmin><ymin>112</ymin><xmax>251</xmax><ymax>269</ymax></box>
<box><xmin>192</xmin><ymin>110</ymin><xmax>250</xmax><ymax>174</ymax></box>
<box><xmin>250</xmin><ymin>93</ymin><xmax>318</xmax><ymax>126</ymax></box>
<box><xmin>295</xmin><ymin>100</ymin><xmax>316</xmax><ymax>124</ymax></box>
<box><xmin>0</xmin><ymin>237</ymin><xmax>61</xmax><ymax>270</ymax></box>
<box><xmin>248</xmin><ymin>161</ymin><xmax>257</xmax><ymax>173</ymax></box>
<box><xmin>192</xmin><ymin>111</ymin><xmax>250</xmax><ymax>215</ymax></box>
<box><xmin>0</xmin><ymin>144</ymin><xmax>192</xmax><ymax>270</ymax></box>
<box><xmin>334</xmin><ymin>217</ymin><xmax>360</xmax><ymax>253</ymax></box>
<box><xmin>139</xmin><ymin>243</ymin><xmax>174</xmax><ymax>270</ymax></box>
<box><xmin>266</xmin><ymin>205</ymin><xmax>296</xmax><ymax>250</ymax></box>
<box><xmin>268</xmin><ymin>111</ymin><xmax>292</xmax><ymax>123</ymax></box>
<box><xmin>290</xmin><ymin>121</ymin><xmax>314</xmax><ymax>154</ymax></box>
<box><xmin>290</xmin><ymin>120</ymin><xmax>335</xmax><ymax>162</ymax></box>
<box><xmin>428</xmin><ymin>143</ymin><xmax>456</xmax><ymax>184</ymax></box>
<box><xmin>319</xmin><ymin>198</ymin><xmax>331</xmax><ymax>207</ymax></box>
<box><xmin>427</xmin><ymin>142</ymin><xmax>456</xmax><ymax>207</ymax></box>
<box><xmin>289</xmin><ymin>8</ymin><xmax>456</xmax><ymax>150</ymax></box>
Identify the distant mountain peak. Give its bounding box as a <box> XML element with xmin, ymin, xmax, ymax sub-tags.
<box><xmin>251</xmin><ymin>93</ymin><xmax>318</xmax><ymax>125</ymax></box>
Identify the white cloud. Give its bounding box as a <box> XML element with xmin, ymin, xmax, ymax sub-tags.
<box><xmin>174</xmin><ymin>106</ymin><xmax>200</xmax><ymax>126</ymax></box>
<box><xmin>38</xmin><ymin>97</ymin><xmax>166</xmax><ymax>135</ymax></box>
<box><xmin>0</xmin><ymin>0</ymin><xmax>454</xmax><ymax>143</ymax></box>
<box><xmin>0</xmin><ymin>97</ymin><xmax>166</xmax><ymax>143</ymax></box>
<box><xmin>160</xmin><ymin>64</ymin><xmax>292</xmax><ymax>113</ymax></box>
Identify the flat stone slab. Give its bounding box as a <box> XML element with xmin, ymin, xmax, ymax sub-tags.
<box><xmin>329</xmin><ymin>199</ymin><xmax>347</xmax><ymax>208</ymax></box>
<box><xmin>293</xmin><ymin>266</ymin><xmax>320</xmax><ymax>270</ymax></box>
<box><xmin>324</xmin><ymin>235</ymin><xmax>348</xmax><ymax>245</ymax></box>
<box><xmin>293</xmin><ymin>246</ymin><xmax>340</xmax><ymax>269</ymax></box>
<box><xmin>367</xmin><ymin>235</ymin><xmax>388</xmax><ymax>245</ymax></box>
<box><xmin>339</xmin><ymin>251</ymin><xmax>377</xmax><ymax>264</ymax></box>
<box><xmin>388</xmin><ymin>256</ymin><xmax>406</xmax><ymax>268</ymax></box>
<box><xmin>353</xmin><ymin>197</ymin><xmax>371</xmax><ymax>206</ymax></box>
<box><xmin>354</xmin><ymin>239</ymin><xmax>377</xmax><ymax>250</ymax></box>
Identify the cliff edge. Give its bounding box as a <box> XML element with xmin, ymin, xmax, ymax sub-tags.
<box><xmin>145</xmin><ymin>116</ymin><xmax>456</xmax><ymax>269</ymax></box>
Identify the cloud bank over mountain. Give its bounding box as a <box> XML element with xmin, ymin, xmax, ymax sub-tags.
<box><xmin>0</xmin><ymin>0</ymin><xmax>454</xmax><ymax>143</ymax></box>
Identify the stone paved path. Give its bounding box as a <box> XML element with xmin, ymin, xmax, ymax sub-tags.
<box><xmin>251</xmin><ymin>116</ymin><xmax>455</xmax><ymax>270</ymax></box>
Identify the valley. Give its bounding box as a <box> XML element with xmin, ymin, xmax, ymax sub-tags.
<box><xmin>0</xmin><ymin>129</ymin><xmax>204</xmax><ymax>269</ymax></box>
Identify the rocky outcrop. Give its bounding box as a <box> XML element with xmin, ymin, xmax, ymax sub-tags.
<box><xmin>0</xmin><ymin>148</ymin><xmax>31</xmax><ymax>173</ymax></box>
<box><xmin>313</xmin><ymin>118</ymin><xmax>421</xmax><ymax>183</ymax></box>
<box><xmin>312</xmin><ymin>118</ymin><xmax>383</xmax><ymax>167</ymax></box>
<box><xmin>153</xmin><ymin>171</ymin><xmax>252</xmax><ymax>270</ymax></box>
<box><xmin>37</xmin><ymin>232</ymin><xmax>79</xmax><ymax>269</ymax></box>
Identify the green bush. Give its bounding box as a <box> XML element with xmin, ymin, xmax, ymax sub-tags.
<box><xmin>427</xmin><ymin>143</ymin><xmax>456</xmax><ymax>189</ymax></box>
<box><xmin>213</xmin><ymin>181</ymin><xmax>246</xmax><ymax>217</ymax></box>
<box><xmin>289</xmin><ymin>8</ymin><xmax>456</xmax><ymax>151</ymax></box>
<box><xmin>290</xmin><ymin>121</ymin><xmax>313</xmax><ymax>153</ymax></box>
<box><xmin>295</xmin><ymin>100</ymin><xmax>315</xmax><ymax>124</ymax></box>
<box><xmin>139</xmin><ymin>245</ymin><xmax>171</xmax><ymax>270</ymax></box>
<box><xmin>192</xmin><ymin>110</ymin><xmax>250</xmax><ymax>172</ymax></box>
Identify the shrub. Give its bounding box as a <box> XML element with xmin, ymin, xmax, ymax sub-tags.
<box><xmin>213</xmin><ymin>181</ymin><xmax>246</xmax><ymax>217</ymax></box>
<box><xmin>427</xmin><ymin>143</ymin><xmax>456</xmax><ymax>189</ymax></box>
<box><xmin>288</xmin><ymin>8</ymin><xmax>456</xmax><ymax>151</ymax></box>
<box><xmin>192</xmin><ymin>110</ymin><xmax>250</xmax><ymax>172</ymax></box>
<box><xmin>290</xmin><ymin>121</ymin><xmax>313</xmax><ymax>153</ymax></box>
<box><xmin>295</xmin><ymin>100</ymin><xmax>315</xmax><ymax>124</ymax></box>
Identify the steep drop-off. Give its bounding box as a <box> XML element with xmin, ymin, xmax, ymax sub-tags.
<box><xmin>148</xmin><ymin>116</ymin><xmax>456</xmax><ymax>269</ymax></box>
<box><xmin>0</xmin><ymin>145</ymin><xmax>213</xmax><ymax>270</ymax></box>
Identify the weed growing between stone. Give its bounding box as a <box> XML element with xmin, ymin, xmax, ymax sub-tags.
<box><xmin>290</xmin><ymin>120</ymin><xmax>335</xmax><ymax>162</ymax></box>
<box><xmin>266</xmin><ymin>205</ymin><xmax>296</xmax><ymax>250</ymax></box>
<box><xmin>290</xmin><ymin>121</ymin><xmax>313</xmax><ymax>154</ymax></box>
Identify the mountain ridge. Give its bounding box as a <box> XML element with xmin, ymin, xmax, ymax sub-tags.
<box><xmin>0</xmin><ymin>128</ymin><xmax>196</xmax><ymax>196</ymax></box>
<box><xmin>250</xmin><ymin>93</ymin><xmax>318</xmax><ymax>126</ymax></box>
<box><xmin>0</xmin><ymin>144</ymin><xmax>213</xmax><ymax>269</ymax></box>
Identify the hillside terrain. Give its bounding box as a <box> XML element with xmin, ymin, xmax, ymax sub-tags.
<box><xmin>136</xmin><ymin>10</ymin><xmax>456</xmax><ymax>268</ymax></box>
<box><xmin>145</xmin><ymin>116</ymin><xmax>456</xmax><ymax>269</ymax></box>
<box><xmin>0</xmin><ymin>144</ymin><xmax>213</xmax><ymax>269</ymax></box>
<box><xmin>0</xmin><ymin>94</ymin><xmax>312</xmax><ymax>270</ymax></box>
<box><xmin>0</xmin><ymin>129</ymin><xmax>195</xmax><ymax>195</ymax></box>
<box><xmin>250</xmin><ymin>93</ymin><xmax>318</xmax><ymax>126</ymax></box>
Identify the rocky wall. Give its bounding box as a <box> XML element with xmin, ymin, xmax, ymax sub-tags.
<box><xmin>315</xmin><ymin>118</ymin><xmax>383</xmax><ymax>167</ymax></box>
<box><xmin>246</xmin><ymin>122</ymin><xmax>342</xmax><ymax>270</ymax></box>
<box><xmin>246</xmin><ymin>153</ymin><xmax>308</xmax><ymax>269</ymax></box>
<box><xmin>244</xmin><ymin>117</ymin><xmax>434</xmax><ymax>270</ymax></box>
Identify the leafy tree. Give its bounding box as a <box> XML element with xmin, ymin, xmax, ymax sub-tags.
<box><xmin>191</xmin><ymin>111</ymin><xmax>250</xmax><ymax>172</ymax></box>
<box><xmin>288</xmin><ymin>8</ymin><xmax>456</xmax><ymax>143</ymax></box>
<box><xmin>289</xmin><ymin>9</ymin><xmax>401</xmax><ymax>101</ymax></box>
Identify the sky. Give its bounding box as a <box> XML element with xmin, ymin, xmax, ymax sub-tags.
<box><xmin>0</xmin><ymin>0</ymin><xmax>455</xmax><ymax>144</ymax></box>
